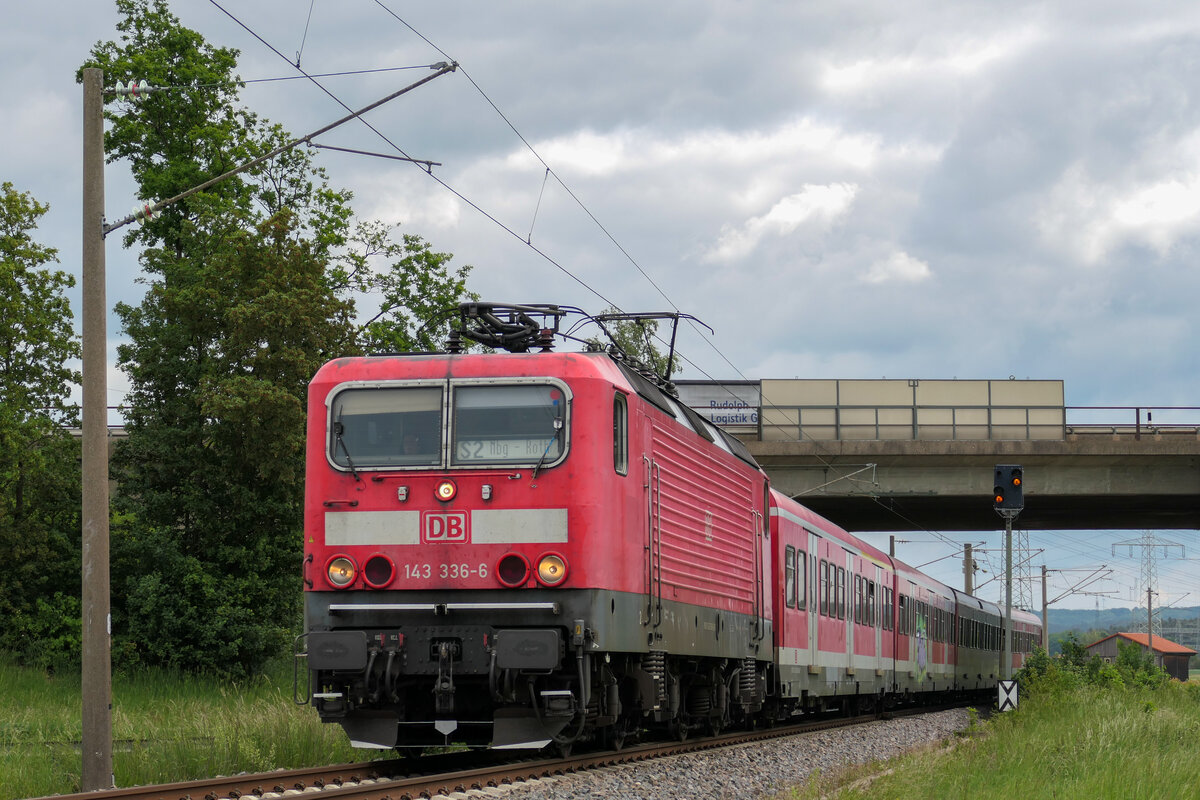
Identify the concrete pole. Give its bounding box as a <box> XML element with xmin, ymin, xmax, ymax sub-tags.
<box><xmin>1041</xmin><ymin>564</ymin><xmax>1048</xmax><ymax>651</ymax></box>
<box><xmin>963</xmin><ymin>542</ymin><xmax>974</xmax><ymax>595</ymax></box>
<box><xmin>81</xmin><ymin>67</ymin><xmax>113</xmax><ymax>790</ymax></box>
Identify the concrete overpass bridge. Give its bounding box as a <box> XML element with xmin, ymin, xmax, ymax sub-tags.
<box><xmin>676</xmin><ymin>378</ymin><xmax>1200</xmax><ymax>533</ymax></box>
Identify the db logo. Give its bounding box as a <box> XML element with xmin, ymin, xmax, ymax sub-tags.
<box><xmin>422</xmin><ymin>511</ymin><xmax>469</xmax><ymax>543</ymax></box>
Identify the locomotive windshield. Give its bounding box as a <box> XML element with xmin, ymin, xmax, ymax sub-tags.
<box><xmin>329</xmin><ymin>386</ymin><xmax>443</xmax><ymax>467</ymax></box>
<box><xmin>326</xmin><ymin>381</ymin><xmax>568</xmax><ymax>470</ymax></box>
<box><xmin>452</xmin><ymin>384</ymin><xmax>564</xmax><ymax>466</ymax></box>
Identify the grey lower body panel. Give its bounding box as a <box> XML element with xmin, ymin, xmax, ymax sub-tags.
<box><xmin>303</xmin><ymin>587</ymin><xmax>769</xmax><ymax>749</ymax></box>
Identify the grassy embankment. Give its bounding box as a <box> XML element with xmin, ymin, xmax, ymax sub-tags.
<box><xmin>0</xmin><ymin>658</ymin><xmax>360</xmax><ymax>800</ymax></box>
<box><xmin>779</xmin><ymin>676</ymin><xmax>1200</xmax><ymax>798</ymax></box>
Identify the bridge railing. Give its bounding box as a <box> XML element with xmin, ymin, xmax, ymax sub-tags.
<box><xmin>756</xmin><ymin>405</ymin><xmax>1200</xmax><ymax>442</ymax></box>
<box><xmin>1063</xmin><ymin>406</ymin><xmax>1200</xmax><ymax>438</ymax></box>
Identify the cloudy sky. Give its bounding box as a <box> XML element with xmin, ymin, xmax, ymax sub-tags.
<box><xmin>5</xmin><ymin>1</ymin><xmax>1199</xmax><ymax>614</ymax></box>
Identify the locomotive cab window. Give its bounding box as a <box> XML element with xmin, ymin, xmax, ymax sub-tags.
<box><xmin>329</xmin><ymin>386</ymin><xmax>443</xmax><ymax>467</ymax></box>
<box><xmin>452</xmin><ymin>384</ymin><xmax>567</xmax><ymax>466</ymax></box>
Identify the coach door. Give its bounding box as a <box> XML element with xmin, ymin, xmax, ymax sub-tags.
<box><xmin>842</xmin><ymin>548</ymin><xmax>855</xmax><ymax>677</ymax></box>
<box><xmin>808</xmin><ymin>533</ymin><xmax>820</xmax><ymax>668</ymax></box>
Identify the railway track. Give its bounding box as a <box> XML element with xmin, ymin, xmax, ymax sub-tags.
<box><xmin>34</xmin><ymin>704</ymin><xmax>967</xmax><ymax>800</ymax></box>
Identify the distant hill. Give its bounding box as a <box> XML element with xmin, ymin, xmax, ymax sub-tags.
<box><xmin>1045</xmin><ymin>605</ymin><xmax>1200</xmax><ymax>636</ymax></box>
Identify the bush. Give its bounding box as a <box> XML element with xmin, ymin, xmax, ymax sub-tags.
<box><xmin>4</xmin><ymin>593</ymin><xmax>82</xmax><ymax>671</ymax></box>
<box><xmin>1017</xmin><ymin>636</ymin><xmax>1169</xmax><ymax>701</ymax></box>
<box><xmin>114</xmin><ymin>525</ymin><xmax>294</xmax><ymax>678</ymax></box>
<box><xmin>1016</xmin><ymin>646</ymin><xmax>1082</xmax><ymax>695</ymax></box>
<box><xmin>1114</xmin><ymin>640</ymin><xmax>1168</xmax><ymax>689</ymax></box>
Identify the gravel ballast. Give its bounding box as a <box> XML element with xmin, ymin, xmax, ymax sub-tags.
<box><xmin>493</xmin><ymin>709</ymin><xmax>971</xmax><ymax>800</ymax></box>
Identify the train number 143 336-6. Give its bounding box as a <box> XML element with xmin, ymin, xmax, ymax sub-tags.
<box><xmin>403</xmin><ymin>563</ymin><xmax>489</xmax><ymax>580</ymax></box>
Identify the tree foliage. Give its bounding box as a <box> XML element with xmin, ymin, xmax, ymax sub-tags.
<box><xmin>0</xmin><ymin>183</ymin><xmax>82</xmax><ymax>667</ymax></box>
<box><xmin>80</xmin><ymin>0</ymin><xmax>471</xmax><ymax>675</ymax></box>
<box><xmin>587</xmin><ymin>306</ymin><xmax>681</xmax><ymax>378</ymax></box>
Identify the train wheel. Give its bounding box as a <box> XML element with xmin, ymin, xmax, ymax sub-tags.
<box><xmin>602</xmin><ymin>725</ymin><xmax>626</xmax><ymax>751</ymax></box>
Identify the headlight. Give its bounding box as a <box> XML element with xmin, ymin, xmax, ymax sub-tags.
<box><xmin>327</xmin><ymin>555</ymin><xmax>357</xmax><ymax>588</ymax></box>
<box><xmin>435</xmin><ymin>479</ymin><xmax>457</xmax><ymax>502</ymax></box>
<box><xmin>535</xmin><ymin>553</ymin><xmax>568</xmax><ymax>586</ymax></box>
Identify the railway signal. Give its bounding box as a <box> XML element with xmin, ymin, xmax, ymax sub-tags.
<box><xmin>993</xmin><ymin>464</ymin><xmax>1024</xmax><ymax>511</ymax></box>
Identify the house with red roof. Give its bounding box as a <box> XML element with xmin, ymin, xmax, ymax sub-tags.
<box><xmin>1085</xmin><ymin>632</ymin><xmax>1196</xmax><ymax>682</ymax></box>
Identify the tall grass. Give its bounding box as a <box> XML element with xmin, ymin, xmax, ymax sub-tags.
<box><xmin>0</xmin><ymin>658</ymin><xmax>361</xmax><ymax>799</ymax></box>
<box><xmin>781</xmin><ymin>681</ymin><xmax>1200</xmax><ymax>799</ymax></box>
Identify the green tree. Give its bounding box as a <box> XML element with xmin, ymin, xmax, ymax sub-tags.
<box><xmin>588</xmin><ymin>306</ymin><xmax>681</xmax><ymax>378</ymax></box>
<box><xmin>1115</xmin><ymin>639</ymin><xmax>1168</xmax><ymax>688</ymax></box>
<box><xmin>0</xmin><ymin>183</ymin><xmax>83</xmax><ymax>667</ymax></box>
<box><xmin>337</xmin><ymin>219</ymin><xmax>473</xmax><ymax>354</ymax></box>
<box><xmin>83</xmin><ymin>0</ymin><xmax>471</xmax><ymax>675</ymax></box>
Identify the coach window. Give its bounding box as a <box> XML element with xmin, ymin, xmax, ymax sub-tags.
<box><xmin>329</xmin><ymin>385</ymin><xmax>442</xmax><ymax>468</ymax></box>
<box><xmin>867</xmin><ymin>580</ymin><xmax>876</xmax><ymax>627</ymax></box>
<box><xmin>811</xmin><ymin>554</ymin><xmax>818</xmax><ymax>609</ymax></box>
<box><xmin>853</xmin><ymin>575</ymin><xmax>862</xmax><ymax>624</ymax></box>
<box><xmin>784</xmin><ymin>546</ymin><xmax>797</xmax><ymax>608</ymax></box>
<box><xmin>613</xmin><ymin>392</ymin><xmax>628</xmax><ymax>475</ymax></box>
<box><xmin>796</xmin><ymin>549</ymin><xmax>807</xmax><ymax>611</ymax></box>
<box><xmin>819</xmin><ymin>560</ymin><xmax>829</xmax><ymax>616</ymax></box>
<box><xmin>840</xmin><ymin>568</ymin><xmax>849</xmax><ymax>618</ymax></box>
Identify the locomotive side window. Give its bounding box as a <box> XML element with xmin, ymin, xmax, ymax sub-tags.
<box><xmin>452</xmin><ymin>384</ymin><xmax>566</xmax><ymax>466</ymax></box>
<box><xmin>329</xmin><ymin>386</ymin><xmax>443</xmax><ymax>467</ymax></box>
<box><xmin>784</xmin><ymin>545</ymin><xmax>796</xmax><ymax>608</ymax></box>
<box><xmin>613</xmin><ymin>392</ymin><xmax>628</xmax><ymax>475</ymax></box>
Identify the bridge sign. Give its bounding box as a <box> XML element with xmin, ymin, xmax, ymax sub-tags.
<box><xmin>998</xmin><ymin>679</ymin><xmax>1018</xmax><ymax>712</ymax></box>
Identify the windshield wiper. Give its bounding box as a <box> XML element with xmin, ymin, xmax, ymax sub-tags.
<box><xmin>333</xmin><ymin>418</ymin><xmax>361</xmax><ymax>482</ymax></box>
<box><xmin>530</xmin><ymin>415</ymin><xmax>564</xmax><ymax>483</ymax></box>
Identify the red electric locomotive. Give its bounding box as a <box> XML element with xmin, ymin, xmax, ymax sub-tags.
<box><xmin>301</xmin><ymin>305</ymin><xmax>773</xmax><ymax>750</ymax></box>
<box><xmin>299</xmin><ymin>302</ymin><xmax>1042</xmax><ymax>752</ymax></box>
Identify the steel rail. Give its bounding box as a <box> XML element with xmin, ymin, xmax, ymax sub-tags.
<box><xmin>29</xmin><ymin>703</ymin><xmax>970</xmax><ymax>800</ymax></box>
